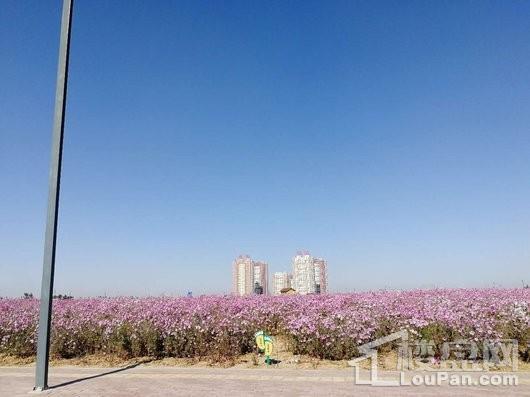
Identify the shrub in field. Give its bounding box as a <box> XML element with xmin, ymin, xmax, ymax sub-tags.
<box><xmin>0</xmin><ymin>289</ymin><xmax>529</xmax><ymax>361</ymax></box>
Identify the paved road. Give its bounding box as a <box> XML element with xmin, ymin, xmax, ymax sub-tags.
<box><xmin>1</xmin><ymin>366</ymin><xmax>529</xmax><ymax>396</ymax></box>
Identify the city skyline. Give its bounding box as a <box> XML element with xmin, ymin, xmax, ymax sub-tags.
<box><xmin>233</xmin><ymin>251</ymin><xmax>327</xmax><ymax>296</ymax></box>
<box><xmin>2</xmin><ymin>1</ymin><xmax>530</xmax><ymax>297</ymax></box>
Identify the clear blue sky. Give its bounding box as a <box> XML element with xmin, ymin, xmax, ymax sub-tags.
<box><xmin>1</xmin><ymin>0</ymin><xmax>529</xmax><ymax>297</ymax></box>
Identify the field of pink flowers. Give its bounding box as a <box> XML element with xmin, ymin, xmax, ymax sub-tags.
<box><xmin>1</xmin><ymin>289</ymin><xmax>529</xmax><ymax>361</ymax></box>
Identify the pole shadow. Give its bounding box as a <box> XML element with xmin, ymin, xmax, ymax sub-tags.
<box><xmin>48</xmin><ymin>359</ymin><xmax>153</xmax><ymax>390</ymax></box>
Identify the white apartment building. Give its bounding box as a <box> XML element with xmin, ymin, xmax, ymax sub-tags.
<box><xmin>232</xmin><ymin>255</ymin><xmax>268</xmax><ymax>296</ymax></box>
<box><xmin>313</xmin><ymin>257</ymin><xmax>328</xmax><ymax>293</ymax></box>
<box><xmin>272</xmin><ymin>272</ymin><xmax>291</xmax><ymax>295</ymax></box>
<box><xmin>253</xmin><ymin>261</ymin><xmax>268</xmax><ymax>295</ymax></box>
<box><xmin>292</xmin><ymin>251</ymin><xmax>316</xmax><ymax>295</ymax></box>
<box><xmin>232</xmin><ymin>255</ymin><xmax>254</xmax><ymax>296</ymax></box>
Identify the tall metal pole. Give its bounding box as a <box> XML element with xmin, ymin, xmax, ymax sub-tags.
<box><xmin>34</xmin><ymin>0</ymin><xmax>73</xmax><ymax>391</ymax></box>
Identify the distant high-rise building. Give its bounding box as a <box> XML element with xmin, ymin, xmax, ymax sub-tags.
<box><xmin>233</xmin><ymin>253</ymin><xmax>325</xmax><ymax>296</ymax></box>
<box><xmin>273</xmin><ymin>272</ymin><xmax>291</xmax><ymax>295</ymax></box>
<box><xmin>232</xmin><ymin>255</ymin><xmax>254</xmax><ymax>296</ymax></box>
<box><xmin>313</xmin><ymin>258</ymin><xmax>328</xmax><ymax>294</ymax></box>
<box><xmin>253</xmin><ymin>261</ymin><xmax>268</xmax><ymax>295</ymax></box>
<box><xmin>232</xmin><ymin>255</ymin><xmax>269</xmax><ymax>296</ymax></box>
<box><xmin>292</xmin><ymin>251</ymin><xmax>316</xmax><ymax>295</ymax></box>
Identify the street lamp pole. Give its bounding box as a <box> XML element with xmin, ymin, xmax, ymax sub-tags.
<box><xmin>34</xmin><ymin>0</ymin><xmax>74</xmax><ymax>391</ymax></box>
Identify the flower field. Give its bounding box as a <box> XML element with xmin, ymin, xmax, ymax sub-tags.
<box><xmin>1</xmin><ymin>289</ymin><xmax>529</xmax><ymax>361</ymax></box>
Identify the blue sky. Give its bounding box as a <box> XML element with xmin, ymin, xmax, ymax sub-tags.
<box><xmin>1</xmin><ymin>0</ymin><xmax>529</xmax><ymax>297</ymax></box>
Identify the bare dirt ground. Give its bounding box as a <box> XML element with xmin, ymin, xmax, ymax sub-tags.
<box><xmin>2</xmin><ymin>351</ymin><xmax>529</xmax><ymax>371</ymax></box>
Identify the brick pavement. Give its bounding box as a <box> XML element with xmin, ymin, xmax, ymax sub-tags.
<box><xmin>1</xmin><ymin>366</ymin><xmax>529</xmax><ymax>396</ymax></box>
